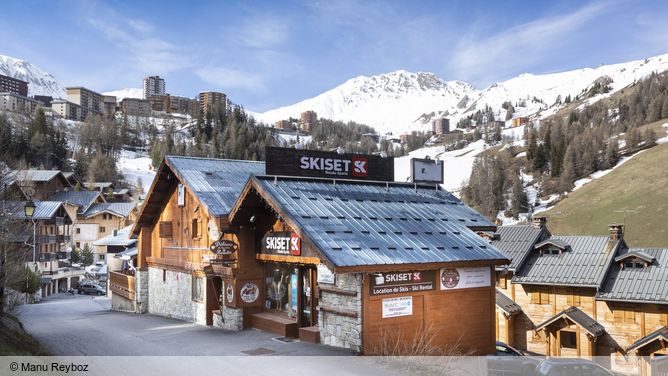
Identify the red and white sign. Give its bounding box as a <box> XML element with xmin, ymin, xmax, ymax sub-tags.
<box><xmin>351</xmin><ymin>156</ymin><xmax>368</xmax><ymax>177</ymax></box>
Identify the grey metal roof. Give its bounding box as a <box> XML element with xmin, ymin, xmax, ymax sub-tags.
<box><xmin>597</xmin><ymin>248</ymin><xmax>668</xmax><ymax>305</ymax></box>
<box><xmin>83</xmin><ymin>203</ymin><xmax>136</xmax><ymax>218</ymax></box>
<box><xmin>491</xmin><ymin>225</ymin><xmax>549</xmax><ymax>271</ymax></box>
<box><xmin>166</xmin><ymin>156</ymin><xmax>266</xmax><ymax>217</ymax></box>
<box><xmin>626</xmin><ymin>326</ymin><xmax>668</xmax><ymax>353</ymax></box>
<box><xmin>92</xmin><ymin>225</ymin><xmax>137</xmax><ymax>247</ymax></box>
<box><xmin>48</xmin><ymin>190</ymin><xmax>103</xmax><ymax>213</ymax></box>
<box><xmin>114</xmin><ymin>246</ymin><xmax>138</xmax><ymax>259</ymax></box>
<box><xmin>535</xmin><ymin>307</ymin><xmax>605</xmax><ymax>337</ymax></box>
<box><xmin>614</xmin><ymin>250</ymin><xmax>655</xmax><ymax>263</ymax></box>
<box><xmin>7</xmin><ymin>201</ymin><xmax>68</xmax><ymax>220</ymax></box>
<box><xmin>512</xmin><ymin>236</ymin><xmax>619</xmax><ymax>287</ymax></box>
<box><xmin>11</xmin><ymin>169</ymin><xmax>64</xmax><ymax>182</ymax></box>
<box><xmin>496</xmin><ymin>289</ymin><xmax>522</xmax><ymax>316</ymax></box>
<box><xmin>535</xmin><ymin>238</ymin><xmax>570</xmax><ymax>250</ymax></box>
<box><xmin>248</xmin><ymin>176</ymin><xmax>508</xmax><ymax>268</ymax></box>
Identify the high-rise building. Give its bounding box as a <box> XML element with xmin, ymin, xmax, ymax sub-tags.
<box><xmin>66</xmin><ymin>87</ymin><xmax>103</xmax><ymax>120</ymax></box>
<box><xmin>431</xmin><ymin>117</ymin><xmax>450</xmax><ymax>135</ymax></box>
<box><xmin>103</xmin><ymin>95</ymin><xmax>117</xmax><ymax>118</ymax></box>
<box><xmin>0</xmin><ymin>92</ymin><xmax>40</xmax><ymax>114</ymax></box>
<box><xmin>51</xmin><ymin>99</ymin><xmax>82</xmax><ymax>121</ymax></box>
<box><xmin>299</xmin><ymin>110</ymin><xmax>318</xmax><ymax>133</ymax></box>
<box><xmin>120</xmin><ymin>98</ymin><xmax>151</xmax><ymax>117</ymax></box>
<box><xmin>274</xmin><ymin>120</ymin><xmax>292</xmax><ymax>130</ymax></box>
<box><xmin>198</xmin><ymin>91</ymin><xmax>226</xmax><ymax>115</ymax></box>
<box><xmin>0</xmin><ymin>74</ymin><xmax>28</xmax><ymax>97</ymax></box>
<box><xmin>143</xmin><ymin>76</ymin><xmax>165</xmax><ymax>99</ymax></box>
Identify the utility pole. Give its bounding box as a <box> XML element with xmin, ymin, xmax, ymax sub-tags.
<box><xmin>0</xmin><ymin>184</ymin><xmax>6</xmax><ymax>316</ymax></box>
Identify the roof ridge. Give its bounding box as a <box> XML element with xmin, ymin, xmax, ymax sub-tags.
<box><xmin>166</xmin><ymin>155</ymin><xmax>265</xmax><ymax>164</ymax></box>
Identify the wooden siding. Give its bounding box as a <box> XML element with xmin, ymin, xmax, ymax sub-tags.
<box><xmin>109</xmin><ymin>271</ymin><xmax>135</xmax><ymax>300</ymax></box>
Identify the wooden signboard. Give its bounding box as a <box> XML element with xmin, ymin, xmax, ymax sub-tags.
<box><xmin>265</xmin><ymin>147</ymin><xmax>394</xmax><ymax>181</ymax></box>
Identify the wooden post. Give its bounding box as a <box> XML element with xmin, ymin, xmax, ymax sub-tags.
<box><xmin>137</xmin><ymin>226</ymin><xmax>152</xmax><ymax>269</ymax></box>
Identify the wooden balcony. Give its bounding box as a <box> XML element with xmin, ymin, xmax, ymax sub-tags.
<box><xmin>109</xmin><ymin>271</ymin><xmax>135</xmax><ymax>300</ymax></box>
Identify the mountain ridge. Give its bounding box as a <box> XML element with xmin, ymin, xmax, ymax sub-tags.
<box><xmin>0</xmin><ymin>54</ymin><xmax>66</xmax><ymax>98</ymax></box>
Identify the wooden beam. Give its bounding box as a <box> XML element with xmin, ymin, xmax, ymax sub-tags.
<box><xmin>318</xmin><ymin>305</ymin><xmax>359</xmax><ymax>318</ymax></box>
<box><xmin>256</xmin><ymin>254</ymin><xmax>321</xmax><ymax>265</ymax></box>
<box><xmin>317</xmin><ymin>286</ymin><xmax>358</xmax><ymax>297</ymax></box>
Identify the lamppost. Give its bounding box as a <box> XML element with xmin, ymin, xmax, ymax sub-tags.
<box><xmin>24</xmin><ymin>199</ymin><xmax>36</xmax><ymax>300</ymax></box>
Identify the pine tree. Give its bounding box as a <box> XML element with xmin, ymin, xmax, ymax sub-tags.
<box><xmin>510</xmin><ymin>174</ymin><xmax>528</xmax><ymax>219</ymax></box>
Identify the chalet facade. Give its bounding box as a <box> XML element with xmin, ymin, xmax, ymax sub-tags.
<box><xmin>125</xmin><ymin>151</ymin><xmax>510</xmax><ymax>355</ymax></box>
<box><xmin>492</xmin><ymin>219</ymin><xmax>668</xmax><ymax>375</ymax></box>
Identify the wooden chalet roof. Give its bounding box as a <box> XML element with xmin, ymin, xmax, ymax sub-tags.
<box><xmin>626</xmin><ymin>326</ymin><xmax>668</xmax><ymax>353</ymax></box>
<box><xmin>496</xmin><ymin>289</ymin><xmax>522</xmax><ymax>316</ymax></box>
<box><xmin>535</xmin><ymin>307</ymin><xmax>606</xmax><ymax>338</ymax></box>
<box><xmin>597</xmin><ymin>248</ymin><xmax>668</xmax><ymax>305</ymax></box>
<box><xmin>48</xmin><ymin>190</ymin><xmax>104</xmax><ymax>214</ymax></box>
<box><xmin>491</xmin><ymin>224</ymin><xmax>550</xmax><ymax>271</ymax></box>
<box><xmin>229</xmin><ymin>175</ymin><xmax>508</xmax><ymax>272</ymax></box>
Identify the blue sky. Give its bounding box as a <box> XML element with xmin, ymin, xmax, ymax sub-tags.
<box><xmin>1</xmin><ymin>0</ymin><xmax>667</xmax><ymax>111</ymax></box>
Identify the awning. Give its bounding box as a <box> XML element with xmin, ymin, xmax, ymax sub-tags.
<box><xmin>626</xmin><ymin>326</ymin><xmax>668</xmax><ymax>353</ymax></box>
<box><xmin>535</xmin><ymin>307</ymin><xmax>605</xmax><ymax>338</ymax></box>
<box><xmin>496</xmin><ymin>289</ymin><xmax>522</xmax><ymax>316</ymax></box>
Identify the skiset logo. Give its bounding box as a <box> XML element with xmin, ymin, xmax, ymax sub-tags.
<box><xmin>299</xmin><ymin>155</ymin><xmax>368</xmax><ymax>177</ymax></box>
<box><xmin>351</xmin><ymin>156</ymin><xmax>368</xmax><ymax>177</ymax></box>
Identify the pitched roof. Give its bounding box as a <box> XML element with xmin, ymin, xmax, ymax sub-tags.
<box><xmin>491</xmin><ymin>225</ymin><xmax>549</xmax><ymax>271</ymax></box>
<box><xmin>231</xmin><ymin>176</ymin><xmax>508</xmax><ymax>270</ymax></box>
<box><xmin>597</xmin><ymin>248</ymin><xmax>668</xmax><ymax>305</ymax></box>
<box><xmin>496</xmin><ymin>289</ymin><xmax>522</xmax><ymax>316</ymax></box>
<box><xmin>48</xmin><ymin>190</ymin><xmax>103</xmax><ymax>213</ymax></box>
<box><xmin>82</xmin><ymin>203</ymin><xmax>136</xmax><ymax>219</ymax></box>
<box><xmin>614</xmin><ymin>250</ymin><xmax>655</xmax><ymax>264</ymax></box>
<box><xmin>535</xmin><ymin>238</ymin><xmax>570</xmax><ymax>250</ymax></box>
<box><xmin>92</xmin><ymin>225</ymin><xmax>136</xmax><ymax>247</ymax></box>
<box><xmin>626</xmin><ymin>326</ymin><xmax>668</xmax><ymax>353</ymax></box>
<box><xmin>7</xmin><ymin>201</ymin><xmax>70</xmax><ymax>221</ymax></box>
<box><xmin>535</xmin><ymin>307</ymin><xmax>606</xmax><ymax>337</ymax></box>
<box><xmin>13</xmin><ymin>169</ymin><xmax>65</xmax><ymax>183</ymax></box>
<box><xmin>166</xmin><ymin>155</ymin><xmax>266</xmax><ymax>217</ymax></box>
<box><xmin>512</xmin><ymin>236</ymin><xmax>620</xmax><ymax>287</ymax></box>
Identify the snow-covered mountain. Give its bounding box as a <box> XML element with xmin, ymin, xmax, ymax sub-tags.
<box><xmin>257</xmin><ymin>52</ymin><xmax>668</xmax><ymax>134</ymax></box>
<box><xmin>103</xmin><ymin>88</ymin><xmax>143</xmax><ymax>100</ymax></box>
<box><xmin>0</xmin><ymin>54</ymin><xmax>66</xmax><ymax>98</ymax></box>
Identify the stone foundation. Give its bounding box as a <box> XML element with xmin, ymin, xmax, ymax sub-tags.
<box><xmin>135</xmin><ymin>269</ymin><xmax>149</xmax><ymax>313</ymax></box>
<box><xmin>213</xmin><ymin>305</ymin><xmax>244</xmax><ymax>331</ymax></box>
<box><xmin>148</xmin><ymin>267</ymin><xmax>206</xmax><ymax>324</ymax></box>
<box><xmin>318</xmin><ymin>273</ymin><xmax>363</xmax><ymax>352</ymax></box>
<box><xmin>111</xmin><ymin>293</ymin><xmax>136</xmax><ymax>312</ymax></box>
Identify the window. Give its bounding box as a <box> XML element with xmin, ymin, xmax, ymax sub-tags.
<box><xmin>566</xmin><ymin>291</ymin><xmax>581</xmax><ymax>307</ymax></box>
<box><xmin>496</xmin><ymin>274</ymin><xmax>507</xmax><ymax>289</ymax></box>
<box><xmin>162</xmin><ymin>269</ymin><xmax>166</xmax><ymax>282</ymax></box>
<box><xmin>159</xmin><ymin>221</ymin><xmax>173</xmax><ymax>238</ymax></box>
<box><xmin>624</xmin><ymin>261</ymin><xmax>644</xmax><ymax>268</ymax></box>
<box><xmin>76</xmin><ymin>242</ymin><xmax>80</xmax><ymax>249</ymax></box>
<box><xmin>192</xmin><ymin>276</ymin><xmax>203</xmax><ymax>302</ymax></box>
<box><xmin>100</xmin><ymin>227</ymin><xmax>106</xmax><ymax>233</ymax></box>
<box><xmin>531</xmin><ymin>290</ymin><xmax>551</xmax><ymax>305</ymax></box>
<box><xmin>614</xmin><ymin>308</ymin><xmax>637</xmax><ymax>324</ymax></box>
<box><xmin>560</xmin><ymin>331</ymin><xmax>577</xmax><ymax>349</ymax></box>
<box><xmin>191</xmin><ymin>218</ymin><xmax>201</xmax><ymax>239</ymax></box>
<box><xmin>76</xmin><ymin>227</ymin><xmax>81</xmax><ymax>234</ymax></box>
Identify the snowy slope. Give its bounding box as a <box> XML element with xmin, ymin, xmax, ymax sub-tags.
<box><xmin>0</xmin><ymin>54</ymin><xmax>66</xmax><ymax>98</ymax></box>
<box><xmin>103</xmin><ymin>88</ymin><xmax>143</xmax><ymax>100</ymax></box>
<box><xmin>257</xmin><ymin>52</ymin><xmax>668</xmax><ymax>135</ymax></box>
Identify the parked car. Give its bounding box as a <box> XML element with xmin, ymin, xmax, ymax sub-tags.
<box><xmin>77</xmin><ymin>282</ymin><xmax>105</xmax><ymax>296</ymax></box>
<box><xmin>533</xmin><ymin>358</ymin><xmax>624</xmax><ymax>376</ymax></box>
<box><xmin>487</xmin><ymin>341</ymin><xmax>542</xmax><ymax>376</ymax></box>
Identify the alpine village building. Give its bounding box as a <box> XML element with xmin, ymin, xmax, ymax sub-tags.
<box><xmin>122</xmin><ymin>148</ymin><xmax>509</xmax><ymax>355</ymax></box>
<box><xmin>491</xmin><ymin>218</ymin><xmax>668</xmax><ymax>375</ymax></box>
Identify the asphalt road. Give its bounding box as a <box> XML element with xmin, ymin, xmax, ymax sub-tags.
<box><xmin>16</xmin><ymin>293</ymin><xmax>354</xmax><ymax>356</ymax></box>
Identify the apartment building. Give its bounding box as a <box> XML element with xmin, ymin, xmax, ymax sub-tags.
<box><xmin>0</xmin><ymin>92</ymin><xmax>40</xmax><ymax>114</ymax></box>
<box><xmin>148</xmin><ymin>94</ymin><xmax>197</xmax><ymax>116</ymax></box>
<box><xmin>0</xmin><ymin>74</ymin><xmax>28</xmax><ymax>96</ymax></box>
<box><xmin>143</xmin><ymin>76</ymin><xmax>165</xmax><ymax>99</ymax></box>
<box><xmin>299</xmin><ymin>110</ymin><xmax>317</xmax><ymax>133</ymax></box>
<box><xmin>8</xmin><ymin>169</ymin><xmax>72</xmax><ymax>200</ymax></box>
<box><xmin>34</xmin><ymin>95</ymin><xmax>53</xmax><ymax>107</ymax></box>
<box><xmin>103</xmin><ymin>95</ymin><xmax>117</xmax><ymax>118</ymax></box>
<box><xmin>432</xmin><ymin>117</ymin><xmax>450</xmax><ymax>135</ymax></box>
<box><xmin>51</xmin><ymin>99</ymin><xmax>82</xmax><ymax>121</ymax></box>
<box><xmin>120</xmin><ymin>98</ymin><xmax>151</xmax><ymax>117</ymax></box>
<box><xmin>198</xmin><ymin>91</ymin><xmax>226</xmax><ymax>115</ymax></box>
<box><xmin>66</xmin><ymin>87</ymin><xmax>103</xmax><ymax>119</ymax></box>
<box><xmin>73</xmin><ymin>203</ymin><xmax>137</xmax><ymax>258</ymax></box>
<box><xmin>274</xmin><ymin>119</ymin><xmax>292</xmax><ymax>130</ymax></box>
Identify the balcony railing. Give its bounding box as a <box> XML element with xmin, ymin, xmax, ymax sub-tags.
<box><xmin>109</xmin><ymin>271</ymin><xmax>135</xmax><ymax>301</ymax></box>
<box><xmin>35</xmin><ymin>235</ymin><xmax>71</xmax><ymax>244</ymax></box>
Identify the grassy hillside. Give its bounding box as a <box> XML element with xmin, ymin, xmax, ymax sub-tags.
<box><xmin>543</xmin><ymin>140</ymin><xmax>668</xmax><ymax>247</ymax></box>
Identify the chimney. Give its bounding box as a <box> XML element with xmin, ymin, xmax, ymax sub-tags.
<box><xmin>531</xmin><ymin>216</ymin><xmax>547</xmax><ymax>229</ymax></box>
<box><xmin>609</xmin><ymin>224</ymin><xmax>624</xmax><ymax>241</ymax></box>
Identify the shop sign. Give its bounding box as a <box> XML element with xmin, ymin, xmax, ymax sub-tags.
<box><xmin>316</xmin><ymin>264</ymin><xmax>336</xmax><ymax>284</ymax></box>
<box><xmin>225</xmin><ymin>283</ymin><xmax>234</xmax><ymax>303</ymax></box>
<box><xmin>369</xmin><ymin>271</ymin><xmax>437</xmax><ymax>296</ymax></box>
<box><xmin>440</xmin><ymin>266</ymin><xmax>491</xmax><ymax>290</ymax></box>
<box><xmin>382</xmin><ymin>296</ymin><xmax>413</xmax><ymax>318</ymax></box>
<box><xmin>265</xmin><ymin>147</ymin><xmax>394</xmax><ymax>181</ymax></box>
<box><xmin>239</xmin><ymin>282</ymin><xmax>259</xmax><ymax>303</ymax></box>
<box><xmin>177</xmin><ymin>184</ymin><xmax>185</xmax><ymax>206</ymax></box>
<box><xmin>262</xmin><ymin>232</ymin><xmax>301</xmax><ymax>256</ymax></box>
<box><xmin>210</xmin><ymin>238</ymin><xmax>238</xmax><ymax>255</ymax></box>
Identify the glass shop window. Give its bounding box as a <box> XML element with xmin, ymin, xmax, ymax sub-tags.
<box><xmin>264</xmin><ymin>264</ymin><xmax>299</xmax><ymax>319</ymax></box>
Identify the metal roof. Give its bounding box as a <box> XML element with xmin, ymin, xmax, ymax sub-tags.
<box><xmin>491</xmin><ymin>225</ymin><xmax>549</xmax><ymax>271</ymax></box>
<box><xmin>535</xmin><ymin>307</ymin><xmax>605</xmax><ymax>337</ymax></box>
<box><xmin>512</xmin><ymin>236</ymin><xmax>619</xmax><ymax>287</ymax></box>
<box><xmin>535</xmin><ymin>238</ymin><xmax>570</xmax><ymax>250</ymax></box>
<box><xmin>496</xmin><ymin>289</ymin><xmax>522</xmax><ymax>316</ymax></box>
<box><xmin>92</xmin><ymin>225</ymin><xmax>137</xmax><ymax>247</ymax></box>
<box><xmin>247</xmin><ymin>176</ymin><xmax>508</xmax><ymax>268</ymax></box>
<box><xmin>626</xmin><ymin>326</ymin><xmax>668</xmax><ymax>353</ymax></box>
<box><xmin>597</xmin><ymin>248</ymin><xmax>668</xmax><ymax>305</ymax></box>
<box><xmin>7</xmin><ymin>201</ymin><xmax>68</xmax><ymax>220</ymax></box>
<box><xmin>83</xmin><ymin>203</ymin><xmax>136</xmax><ymax>218</ymax></box>
<box><xmin>614</xmin><ymin>250</ymin><xmax>655</xmax><ymax>263</ymax></box>
<box><xmin>48</xmin><ymin>190</ymin><xmax>103</xmax><ymax>213</ymax></box>
<box><xmin>166</xmin><ymin>156</ymin><xmax>266</xmax><ymax>217</ymax></box>
<box><xmin>11</xmin><ymin>169</ymin><xmax>64</xmax><ymax>182</ymax></box>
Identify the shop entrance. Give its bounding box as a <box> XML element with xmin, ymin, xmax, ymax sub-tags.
<box><xmin>263</xmin><ymin>263</ymin><xmax>318</xmax><ymax>328</ymax></box>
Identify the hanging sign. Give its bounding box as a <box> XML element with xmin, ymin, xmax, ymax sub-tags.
<box><xmin>210</xmin><ymin>238</ymin><xmax>238</xmax><ymax>255</ymax></box>
<box><xmin>440</xmin><ymin>266</ymin><xmax>491</xmax><ymax>290</ymax></box>
<box><xmin>265</xmin><ymin>147</ymin><xmax>394</xmax><ymax>181</ymax></box>
<box><xmin>262</xmin><ymin>232</ymin><xmax>301</xmax><ymax>256</ymax></box>
<box><xmin>369</xmin><ymin>271</ymin><xmax>437</xmax><ymax>296</ymax></box>
<box><xmin>382</xmin><ymin>297</ymin><xmax>413</xmax><ymax>318</ymax></box>
<box><xmin>239</xmin><ymin>282</ymin><xmax>259</xmax><ymax>303</ymax></box>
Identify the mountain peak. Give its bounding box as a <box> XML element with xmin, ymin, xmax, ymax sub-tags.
<box><xmin>0</xmin><ymin>54</ymin><xmax>66</xmax><ymax>98</ymax></box>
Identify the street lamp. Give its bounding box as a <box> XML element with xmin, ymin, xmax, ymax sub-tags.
<box><xmin>24</xmin><ymin>200</ymin><xmax>36</xmax><ymax>266</ymax></box>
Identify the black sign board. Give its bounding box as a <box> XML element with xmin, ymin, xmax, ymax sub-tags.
<box><xmin>265</xmin><ymin>147</ymin><xmax>394</xmax><ymax>181</ymax></box>
<box><xmin>261</xmin><ymin>231</ymin><xmax>301</xmax><ymax>256</ymax></box>
<box><xmin>369</xmin><ymin>271</ymin><xmax>437</xmax><ymax>296</ymax></box>
<box><xmin>210</xmin><ymin>239</ymin><xmax>238</xmax><ymax>255</ymax></box>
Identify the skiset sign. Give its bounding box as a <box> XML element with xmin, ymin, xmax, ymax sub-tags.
<box><xmin>265</xmin><ymin>147</ymin><xmax>394</xmax><ymax>181</ymax></box>
<box><xmin>261</xmin><ymin>232</ymin><xmax>301</xmax><ymax>256</ymax></box>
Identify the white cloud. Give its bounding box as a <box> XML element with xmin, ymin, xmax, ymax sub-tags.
<box><xmin>195</xmin><ymin>66</ymin><xmax>267</xmax><ymax>93</ymax></box>
<box><xmin>237</xmin><ymin>17</ymin><xmax>289</xmax><ymax>48</ymax></box>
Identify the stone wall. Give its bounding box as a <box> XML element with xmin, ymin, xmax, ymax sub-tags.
<box><xmin>148</xmin><ymin>267</ymin><xmax>206</xmax><ymax>324</ymax></box>
<box><xmin>111</xmin><ymin>293</ymin><xmax>136</xmax><ymax>312</ymax></box>
<box><xmin>213</xmin><ymin>305</ymin><xmax>244</xmax><ymax>331</ymax></box>
<box><xmin>135</xmin><ymin>269</ymin><xmax>149</xmax><ymax>313</ymax></box>
<box><xmin>318</xmin><ymin>273</ymin><xmax>363</xmax><ymax>352</ymax></box>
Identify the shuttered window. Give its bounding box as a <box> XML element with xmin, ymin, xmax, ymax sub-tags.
<box><xmin>191</xmin><ymin>218</ymin><xmax>201</xmax><ymax>239</ymax></box>
<box><xmin>531</xmin><ymin>290</ymin><xmax>551</xmax><ymax>305</ymax></box>
<box><xmin>159</xmin><ymin>221</ymin><xmax>173</xmax><ymax>238</ymax></box>
<box><xmin>566</xmin><ymin>291</ymin><xmax>581</xmax><ymax>307</ymax></box>
<box><xmin>660</xmin><ymin>314</ymin><xmax>667</xmax><ymax>326</ymax></box>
